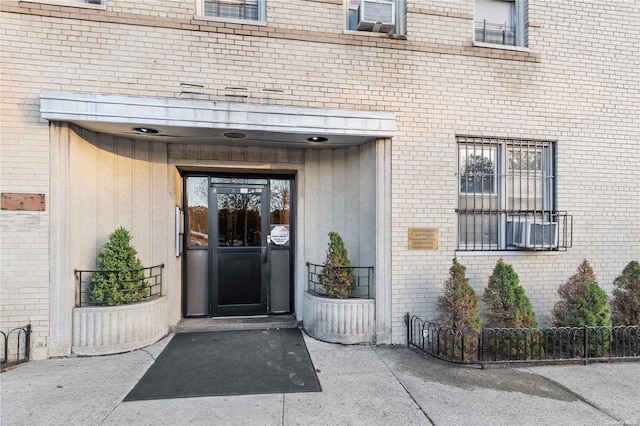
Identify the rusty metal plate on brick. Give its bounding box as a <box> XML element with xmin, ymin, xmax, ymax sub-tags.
<box><xmin>1</xmin><ymin>193</ymin><xmax>46</xmax><ymax>211</ymax></box>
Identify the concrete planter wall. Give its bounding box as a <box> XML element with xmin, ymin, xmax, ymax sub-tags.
<box><xmin>303</xmin><ymin>291</ymin><xmax>375</xmax><ymax>344</ymax></box>
<box><xmin>72</xmin><ymin>296</ymin><xmax>169</xmax><ymax>356</ymax></box>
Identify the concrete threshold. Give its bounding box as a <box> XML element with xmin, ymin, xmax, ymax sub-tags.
<box><xmin>174</xmin><ymin>315</ymin><xmax>299</xmax><ymax>333</ymax></box>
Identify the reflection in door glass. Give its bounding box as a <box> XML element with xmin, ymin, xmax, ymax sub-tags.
<box><xmin>217</xmin><ymin>192</ymin><xmax>262</xmax><ymax>246</ymax></box>
<box><xmin>187</xmin><ymin>177</ymin><xmax>209</xmax><ymax>247</ymax></box>
<box><xmin>269</xmin><ymin>180</ymin><xmax>290</xmax><ymax>246</ymax></box>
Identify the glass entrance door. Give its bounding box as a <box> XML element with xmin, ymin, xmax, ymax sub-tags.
<box><xmin>184</xmin><ymin>176</ymin><xmax>293</xmax><ymax>318</ymax></box>
<box><xmin>212</xmin><ymin>185</ymin><xmax>268</xmax><ymax>316</ymax></box>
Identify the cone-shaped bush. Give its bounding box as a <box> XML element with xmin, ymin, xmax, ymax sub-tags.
<box><xmin>437</xmin><ymin>258</ymin><xmax>482</xmax><ymax>362</ymax></box>
<box><xmin>610</xmin><ymin>261</ymin><xmax>640</xmax><ymax>326</ymax></box>
<box><xmin>438</xmin><ymin>258</ymin><xmax>482</xmax><ymax>330</ymax></box>
<box><xmin>90</xmin><ymin>227</ymin><xmax>148</xmax><ymax>305</ymax></box>
<box><xmin>552</xmin><ymin>260</ymin><xmax>611</xmax><ymax>327</ymax></box>
<box><xmin>551</xmin><ymin>260</ymin><xmax>611</xmax><ymax>357</ymax></box>
<box><xmin>482</xmin><ymin>259</ymin><xmax>539</xmax><ymax>360</ymax></box>
<box><xmin>320</xmin><ymin>231</ymin><xmax>355</xmax><ymax>299</ymax></box>
<box><xmin>483</xmin><ymin>259</ymin><xmax>538</xmax><ymax>328</ymax></box>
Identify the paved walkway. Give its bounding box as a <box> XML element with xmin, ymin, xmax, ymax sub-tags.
<box><xmin>2</xmin><ymin>333</ymin><xmax>639</xmax><ymax>426</ymax></box>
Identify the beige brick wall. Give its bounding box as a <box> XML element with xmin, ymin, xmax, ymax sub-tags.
<box><xmin>1</xmin><ymin>0</ymin><xmax>638</xmax><ymax>352</ymax></box>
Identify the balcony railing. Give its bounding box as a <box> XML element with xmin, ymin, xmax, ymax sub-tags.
<box><xmin>475</xmin><ymin>20</ymin><xmax>516</xmax><ymax>46</ymax></box>
<box><xmin>306</xmin><ymin>262</ymin><xmax>373</xmax><ymax>299</ymax></box>
<box><xmin>74</xmin><ymin>264</ymin><xmax>164</xmax><ymax>307</ymax></box>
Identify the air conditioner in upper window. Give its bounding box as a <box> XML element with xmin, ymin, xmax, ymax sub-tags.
<box><xmin>87</xmin><ymin>0</ymin><xmax>103</xmax><ymax>4</ymax></box>
<box><xmin>511</xmin><ymin>220</ymin><xmax>559</xmax><ymax>249</ymax></box>
<box><xmin>357</xmin><ymin>0</ymin><xmax>395</xmax><ymax>33</ymax></box>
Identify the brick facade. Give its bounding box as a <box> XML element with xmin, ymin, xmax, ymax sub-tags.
<box><xmin>1</xmin><ymin>0</ymin><xmax>638</xmax><ymax>357</ymax></box>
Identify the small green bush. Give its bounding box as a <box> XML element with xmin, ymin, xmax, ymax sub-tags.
<box><xmin>552</xmin><ymin>260</ymin><xmax>611</xmax><ymax>327</ymax></box>
<box><xmin>320</xmin><ymin>231</ymin><xmax>355</xmax><ymax>299</ymax></box>
<box><xmin>438</xmin><ymin>258</ymin><xmax>482</xmax><ymax>330</ymax></box>
<box><xmin>551</xmin><ymin>260</ymin><xmax>611</xmax><ymax>357</ymax></box>
<box><xmin>437</xmin><ymin>258</ymin><xmax>482</xmax><ymax>362</ymax></box>
<box><xmin>610</xmin><ymin>260</ymin><xmax>640</xmax><ymax>326</ymax></box>
<box><xmin>90</xmin><ymin>227</ymin><xmax>149</xmax><ymax>306</ymax></box>
<box><xmin>483</xmin><ymin>259</ymin><xmax>538</xmax><ymax>328</ymax></box>
<box><xmin>482</xmin><ymin>259</ymin><xmax>539</xmax><ymax>360</ymax></box>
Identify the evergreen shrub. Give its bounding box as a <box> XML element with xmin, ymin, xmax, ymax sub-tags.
<box><xmin>610</xmin><ymin>261</ymin><xmax>640</xmax><ymax>326</ymax></box>
<box><xmin>437</xmin><ymin>258</ymin><xmax>482</xmax><ymax>361</ymax></box>
<box><xmin>482</xmin><ymin>259</ymin><xmax>539</xmax><ymax>360</ymax></box>
<box><xmin>320</xmin><ymin>231</ymin><xmax>355</xmax><ymax>299</ymax></box>
<box><xmin>90</xmin><ymin>227</ymin><xmax>149</xmax><ymax>306</ymax></box>
<box><xmin>551</xmin><ymin>260</ymin><xmax>611</xmax><ymax>357</ymax></box>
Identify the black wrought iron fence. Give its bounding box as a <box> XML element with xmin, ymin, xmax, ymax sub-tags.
<box><xmin>406</xmin><ymin>314</ymin><xmax>640</xmax><ymax>366</ymax></box>
<box><xmin>1</xmin><ymin>324</ymin><xmax>30</xmax><ymax>369</ymax></box>
<box><xmin>306</xmin><ymin>262</ymin><xmax>373</xmax><ymax>299</ymax></box>
<box><xmin>74</xmin><ymin>264</ymin><xmax>164</xmax><ymax>307</ymax></box>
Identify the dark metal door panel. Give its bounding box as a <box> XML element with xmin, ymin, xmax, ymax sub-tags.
<box><xmin>269</xmin><ymin>249</ymin><xmax>290</xmax><ymax>313</ymax></box>
<box><xmin>212</xmin><ymin>186</ymin><xmax>268</xmax><ymax>316</ymax></box>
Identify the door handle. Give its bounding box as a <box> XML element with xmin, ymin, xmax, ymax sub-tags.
<box><xmin>262</xmin><ymin>247</ymin><xmax>268</xmax><ymax>264</ymax></box>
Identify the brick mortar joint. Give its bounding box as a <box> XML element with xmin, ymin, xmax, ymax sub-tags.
<box><xmin>1</xmin><ymin>3</ymin><xmax>539</xmax><ymax>63</ymax></box>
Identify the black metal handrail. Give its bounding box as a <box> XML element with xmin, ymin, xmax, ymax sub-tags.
<box><xmin>306</xmin><ymin>262</ymin><xmax>373</xmax><ymax>299</ymax></box>
<box><xmin>1</xmin><ymin>324</ymin><xmax>30</xmax><ymax>368</ymax></box>
<box><xmin>74</xmin><ymin>264</ymin><xmax>164</xmax><ymax>307</ymax></box>
<box><xmin>406</xmin><ymin>314</ymin><xmax>640</xmax><ymax>366</ymax></box>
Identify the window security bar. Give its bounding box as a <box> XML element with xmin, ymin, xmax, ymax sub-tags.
<box><xmin>475</xmin><ymin>20</ymin><xmax>516</xmax><ymax>46</ymax></box>
<box><xmin>204</xmin><ymin>0</ymin><xmax>260</xmax><ymax>20</ymax></box>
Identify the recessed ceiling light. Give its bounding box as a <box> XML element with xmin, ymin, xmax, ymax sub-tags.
<box><xmin>132</xmin><ymin>127</ymin><xmax>159</xmax><ymax>134</ymax></box>
<box><xmin>307</xmin><ymin>136</ymin><xmax>328</xmax><ymax>143</ymax></box>
<box><xmin>223</xmin><ymin>131</ymin><xmax>247</xmax><ymax>139</ymax></box>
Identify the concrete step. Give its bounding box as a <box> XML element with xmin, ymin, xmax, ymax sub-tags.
<box><xmin>174</xmin><ymin>315</ymin><xmax>299</xmax><ymax>333</ymax></box>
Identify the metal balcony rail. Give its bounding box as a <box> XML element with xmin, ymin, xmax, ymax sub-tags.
<box><xmin>306</xmin><ymin>262</ymin><xmax>373</xmax><ymax>299</ymax></box>
<box><xmin>1</xmin><ymin>324</ymin><xmax>30</xmax><ymax>369</ymax></box>
<box><xmin>406</xmin><ymin>314</ymin><xmax>640</xmax><ymax>366</ymax></box>
<box><xmin>475</xmin><ymin>20</ymin><xmax>516</xmax><ymax>46</ymax></box>
<box><xmin>74</xmin><ymin>264</ymin><xmax>164</xmax><ymax>307</ymax></box>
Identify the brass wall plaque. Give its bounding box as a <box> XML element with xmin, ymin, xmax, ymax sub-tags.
<box><xmin>408</xmin><ymin>228</ymin><xmax>438</xmax><ymax>250</ymax></box>
<box><xmin>1</xmin><ymin>193</ymin><xmax>46</xmax><ymax>211</ymax></box>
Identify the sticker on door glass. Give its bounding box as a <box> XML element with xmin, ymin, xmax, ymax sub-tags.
<box><xmin>270</xmin><ymin>225</ymin><xmax>290</xmax><ymax>246</ymax></box>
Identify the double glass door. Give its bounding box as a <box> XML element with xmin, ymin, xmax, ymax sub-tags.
<box><xmin>184</xmin><ymin>176</ymin><xmax>292</xmax><ymax>317</ymax></box>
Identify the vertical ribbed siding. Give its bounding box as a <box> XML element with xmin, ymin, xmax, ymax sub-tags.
<box><xmin>72</xmin><ymin>296</ymin><xmax>168</xmax><ymax>356</ymax></box>
<box><xmin>303</xmin><ymin>292</ymin><xmax>375</xmax><ymax>344</ymax></box>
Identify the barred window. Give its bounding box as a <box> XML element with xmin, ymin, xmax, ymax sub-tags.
<box><xmin>199</xmin><ymin>0</ymin><xmax>265</xmax><ymax>22</ymax></box>
<box><xmin>456</xmin><ymin>136</ymin><xmax>570</xmax><ymax>251</ymax></box>
<box><xmin>475</xmin><ymin>0</ymin><xmax>528</xmax><ymax>48</ymax></box>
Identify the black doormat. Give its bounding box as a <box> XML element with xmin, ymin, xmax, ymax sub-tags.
<box><xmin>124</xmin><ymin>329</ymin><xmax>321</xmax><ymax>401</ymax></box>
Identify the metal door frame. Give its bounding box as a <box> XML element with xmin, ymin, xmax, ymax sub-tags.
<box><xmin>210</xmin><ymin>183</ymin><xmax>269</xmax><ymax>316</ymax></box>
<box><xmin>181</xmin><ymin>173</ymin><xmax>295</xmax><ymax>318</ymax></box>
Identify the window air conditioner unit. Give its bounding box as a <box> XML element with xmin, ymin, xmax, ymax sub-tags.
<box><xmin>357</xmin><ymin>0</ymin><xmax>395</xmax><ymax>33</ymax></box>
<box><xmin>87</xmin><ymin>0</ymin><xmax>103</xmax><ymax>4</ymax></box>
<box><xmin>511</xmin><ymin>221</ymin><xmax>559</xmax><ymax>249</ymax></box>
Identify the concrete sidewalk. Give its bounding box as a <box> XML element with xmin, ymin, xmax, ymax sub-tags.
<box><xmin>2</xmin><ymin>333</ymin><xmax>639</xmax><ymax>426</ymax></box>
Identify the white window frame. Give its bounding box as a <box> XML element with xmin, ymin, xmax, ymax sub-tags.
<box><xmin>196</xmin><ymin>0</ymin><xmax>267</xmax><ymax>25</ymax></box>
<box><xmin>345</xmin><ymin>0</ymin><xmax>406</xmax><ymax>37</ymax></box>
